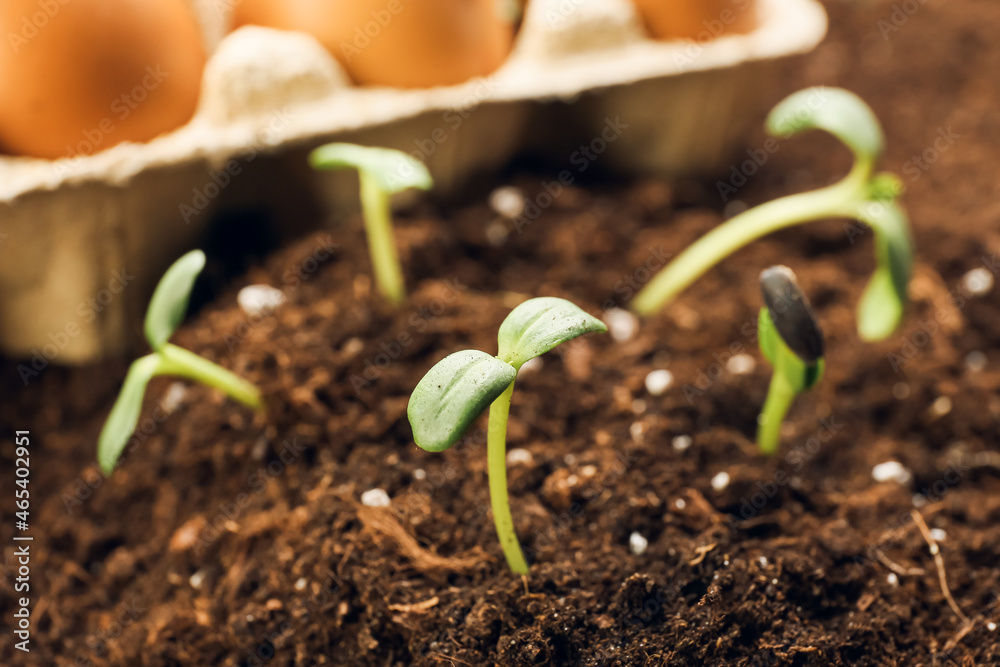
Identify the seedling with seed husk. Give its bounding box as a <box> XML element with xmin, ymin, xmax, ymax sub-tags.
<box><xmin>309</xmin><ymin>143</ymin><xmax>433</xmax><ymax>305</ymax></box>
<box><xmin>632</xmin><ymin>87</ymin><xmax>914</xmax><ymax>343</ymax></box>
<box><xmin>97</xmin><ymin>250</ymin><xmax>263</xmax><ymax>474</ymax></box>
<box><xmin>756</xmin><ymin>266</ymin><xmax>825</xmax><ymax>455</ymax></box>
<box><xmin>407</xmin><ymin>297</ymin><xmax>607</xmax><ymax>575</ymax></box>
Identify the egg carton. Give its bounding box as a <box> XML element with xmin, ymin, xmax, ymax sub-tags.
<box><xmin>0</xmin><ymin>0</ymin><xmax>826</xmax><ymax>365</ymax></box>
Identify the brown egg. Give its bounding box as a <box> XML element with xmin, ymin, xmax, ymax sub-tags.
<box><xmin>232</xmin><ymin>0</ymin><xmax>515</xmax><ymax>88</ymax></box>
<box><xmin>631</xmin><ymin>0</ymin><xmax>756</xmax><ymax>41</ymax></box>
<box><xmin>231</xmin><ymin>0</ymin><xmax>289</xmax><ymax>30</ymax></box>
<box><xmin>0</xmin><ymin>0</ymin><xmax>207</xmax><ymax>160</ymax></box>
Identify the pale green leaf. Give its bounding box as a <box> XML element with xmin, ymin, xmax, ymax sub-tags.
<box><xmin>309</xmin><ymin>143</ymin><xmax>433</xmax><ymax>193</ymax></box>
<box><xmin>497</xmin><ymin>297</ymin><xmax>607</xmax><ymax>369</ymax></box>
<box><xmin>758</xmin><ymin>308</ymin><xmax>779</xmax><ymax>366</ymax></box>
<box><xmin>805</xmin><ymin>358</ymin><xmax>825</xmax><ymax>390</ymax></box>
<box><xmin>766</xmin><ymin>87</ymin><xmax>884</xmax><ymax>165</ymax></box>
<box><xmin>144</xmin><ymin>250</ymin><xmax>206</xmax><ymax>351</ymax></box>
<box><xmin>761</xmin><ymin>321</ymin><xmax>824</xmax><ymax>394</ymax></box>
<box><xmin>856</xmin><ymin>201</ymin><xmax>913</xmax><ymax>341</ymax></box>
<box><xmin>860</xmin><ymin>201</ymin><xmax>914</xmax><ymax>305</ymax></box>
<box><xmin>408</xmin><ymin>350</ymin><xmax>516</xmax><ymax>453</ymax></box>
<box><xmin>857</xmin><ymin>268</ymin><xmax>905</xmax><ymax>342</ymax></box>
<box><xmin>98</xmin><ymin>355</ymin><xmax>162</xmax><ymax>474</ymax></box>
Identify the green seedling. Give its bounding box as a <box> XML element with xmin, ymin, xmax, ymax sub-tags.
<box><xmin>756</xmin><ymin>266</ymin><xmax>825</xmax><ymax>455</ymax></box>
<box><xmin>632</xmin><ymin>87</ymin><xmax>914</xmax><ymax>342</ymax></box>
<box><xmin>407</xmin><ymin>297</ymin><xmax>607</xmax><ymax>575</ymax></box>
<box><xmin>309</xmin><ymin>143</ymin><xmax>433</xmax><ymax>305</ymax></box>
<box><xmin>97</xmin><ymin>250</ymin><xmax>263</xmax><ymax>474</ymax></box>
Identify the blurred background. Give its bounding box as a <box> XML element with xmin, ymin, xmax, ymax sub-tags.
<box><xmin>0</xmin><ymin>0</ymin><xmax>994</xmax><ymax>366</ymax></box>
<box><xmin>0</xmin><ymin>0</ymin><xmax>826</xmax><ymax>363</ymax></box>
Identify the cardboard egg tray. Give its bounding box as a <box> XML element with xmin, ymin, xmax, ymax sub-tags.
<box><xmin>0</xmin><ymin>0</ymin><xmax>826</xmax><ymax>365</ymax></box>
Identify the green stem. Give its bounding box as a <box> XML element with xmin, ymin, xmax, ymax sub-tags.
<box><xmin>359</xmin><ymin>171</ymin><xmax>405</xmax><ymax>305</ymax></box>
<box><xmin>487</xmin><ymin>381</ymin><xmax>529</xmax><ymax>575</ymax></box>
<box><xmin>158</xmin><ymin>344</ymin><xmax>263</xmax><ymax>411</ymax></box>
<box><xmin>757</xmin><ymin>356</ymin><xmax>798</xmax><ymax>456</ymax></box>
<box><xmin>631</xmin><ymin>179</ymin><xmax>865</xmax><ymax>316</ymax></box>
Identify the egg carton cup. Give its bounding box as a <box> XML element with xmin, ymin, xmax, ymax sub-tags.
<box><xmin>0</xmin><ymin>0</ymin><xmax>826</xmax><ymax>365</ymax></box>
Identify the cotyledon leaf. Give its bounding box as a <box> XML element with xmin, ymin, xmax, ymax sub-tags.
<box><xmin>408</xmin><ymin>350</ymin><xmax>517</xmax><ymax>453</ymax></box>
<box><xmin>856</xmin><ymin>200</ymin><xmax>913</xmax><ymax>341</ymax></box>
<box><xmin>144</xmin><ymin>250</ymin><xmax>206</xmax><ymax>351</ymax></box>
<box><xmin>309</xmin><ymin>143</ymin><xmax>433</xmax><ymax>194</ymax></box>
<box><xmin>97</xmin><ymin>354</ymin><xmax>162</xmax><ymax>474</ymax></box>
<box><xmin>857</xmin><ymin>267</ymin><xmax>905</xmax><ymax>342</ymax></box>
<box><xmin>758</xmin><ymin>308</ymin><xmax>779</xmax><ymax>366</ymax></box>
<box><xmin>759</xmin><ymin>311</ymin><xmax>825</xmax><ymax>394</ymax></box>
<box><xmin>496</xmin><ymin>297</ymin><xmax>607</xmax><ymax>369</ymax></box>
<box><xmin>766</xmin><ymin>87</ymin><xmax>884</xmax><ymax>165</ymax></box>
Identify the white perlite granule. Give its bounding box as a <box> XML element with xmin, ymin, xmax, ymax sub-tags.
<box><xmin>237</xmin><ymin>284</ymin><xmax>286</xmax><ymax>317</ymax></box>
<box><xmin>672</xmin><ymin>435</ymin><xmax>692</xmax><ymax>452</ymax></box>
<box><xmin>628</xmin><ymin>532</ymin><xmax>648</xmax><ymax>555</ymax></box>
<box><xmin>360</xmin><ymin>488</ymin><xmax>390</xmax><ymax>507</ymax></box>
<box><xmin>644</xmin><ymin>369</ymin><xmax>674</xmax><ymax>395</ymax></box>
<box><xmin>726</xmin><ymin>353</ymin><xmax>756</xmax><ymax>375</ymax></box>
<box><xmin>489</xmin><ymin>186</ymin><xmax>526</xmax><ymax>219</ymax></box>
<box><xmin>961</xmin><ymin>267</ymin><xmax>994</xmax><ymax>296</ymax></box>
<box><xmin>872</xmin><ymin>461</ymin><xmax>912</xmax><ymax>485</ymax></box>
<box><xmin>710</xmin><ymin>472</ymin><xmax>731</xmax><ymax>491</ymax></box>
<box><xmin>506</xmin><ymin>448</ymin><xmax>534</xmax><ymax>466</ymax></box>
<box><xmin>603</xmin><ymin>308</ymin><xmax>639</xmax><ymax>342</ymax></box>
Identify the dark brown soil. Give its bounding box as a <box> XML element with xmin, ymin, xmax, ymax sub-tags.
<box><xmin>3</xmin><ymin>0</ymin><xmax>1000</xmax><ymax>665</ymax></box>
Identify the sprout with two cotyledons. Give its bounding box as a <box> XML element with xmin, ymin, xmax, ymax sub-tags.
<box><xmin>97</xmin><ymin>250</ymin><xmax>263</xmax><ymax>474</ymax></box>
<box><xmin>632</xmin><ymin>87</ymin><xmax>914</xmax><ymax>343</ymax></box>
<box><xmin>406</xmin><ymin>297</ymin><xmax>607</xmax><ymax>575</ymax></box>
<box><xmin>756</xmin><ymin>265</ymin><xmax>825</xmax><ymax>455</ymax></box>
<box><xmin>309</xmin><ymin>143</ymin><xmax>433</xmax><ymax>306</ymax></box>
